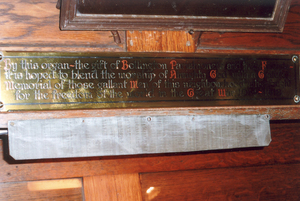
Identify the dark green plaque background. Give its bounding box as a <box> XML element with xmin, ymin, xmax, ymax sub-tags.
<box><xmin>0</xmin><ymin>52</ymin><xmax>298</xmax><ymax>111</ymax></box>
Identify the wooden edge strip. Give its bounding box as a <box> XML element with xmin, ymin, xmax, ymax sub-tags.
<box><xmin>0</xmin><ymin>106</ymin><xmax>299</xmax><ymax>128</ymax></box>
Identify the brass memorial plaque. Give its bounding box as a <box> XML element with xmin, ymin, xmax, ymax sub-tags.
<box><xmin>0</xmin><ymin>52</ymin><xmax>299</xmax><ymax>111</ymax></box>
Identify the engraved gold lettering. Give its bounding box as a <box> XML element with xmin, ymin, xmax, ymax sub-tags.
<box><xmin>91</xmin><ymin>60</ymin><xmax>107</xmax><ymax>69</ymax></box>
<box><xmin>97</xmin><ymin>80</ymin><xmax>127</xmax><ymax>89</ymax></box>
<box><xmin>15</xmin><ymin>90</ymin><xmax>30</xmax><ymax>100</ymax></box>
<box><xmin>4</xmin><ymin>80</ymin><xmax>51</xmax><ymax>90</ymax></box>
<box><xmin>52</xmin><ymin>90</ymin><xmax>93</xmax><ymax>99</ymax></box>
<box><xmin>25</xmin><ymin>69</ymin><xmax>55</xmax><ymax>82</ymax></box>
<box><xmin>100</xmin><ymin>70</ymin><xmax>114</xmax><ymax>79</ymax></box>
<box><xmin>72</xmin><ymin>70</ymin><xmax>98</xmax><ymax>79</ymax></box>
<box><xmin>0</xmin><ymin>53</ymin><xmax>294</xmax><ymax>111</ymax></box>
<box><xmin>75</xmin><ymin>60</ymin><xmax>89</xmax><ymax>69</ymax></box>
<box><xmin>4</xmin><ymin>59</ymin><xmax>17</xmax><ymax>71</ymax></box>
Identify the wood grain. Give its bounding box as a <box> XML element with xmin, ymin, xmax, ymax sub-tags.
<box><xmin>0</xmin><ymin>0</ymin><xmax>299</xmax><ymax>200</ymax></box>
<box><xmin>197</xmin><ymin>0</ymin><xmax>300</xmax><ymax>53</ymax></box>
<box><xmin>126</xmin><ymin>0</ymin><xmax>300</xmax><ymax>53</ymax></box>
<box><xmin>140</xmin><ymin>163</ymin><xmax>300</xmax><ymax>201</ymax></box>
<box><xmin>0</xmin><ymin>178</ymin><xmax>83</xmax><ymax>201</ymax></box>
<box><xmin>127</xmin><ymin>31</ymin><xmax>196</xmax><ymax>52</ymax></box>
<box><xmin>83</xmin><ymin>174</ymin><xmax>142</xmax><ymax>201</ymax></box>
<box><xmin>0</xmin><ymin>106</ymin><xmax>299</xmax><ymax>129</ymax></box>
<box><xmin>0</xmin><ymin>0</ymin><xmax>124</xmax><ymax>52</ymax></box>
<box><xmin>0</xmin><ymin>121</ymin><xmax>299</xmax><ymax>183</ymax></box>
<box><xmin>0</xmin><ymin>0</ymin><xmax>300</xmax><ymax>53</ymax></box>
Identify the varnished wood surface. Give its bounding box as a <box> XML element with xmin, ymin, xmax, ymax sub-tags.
<box><xmin>140</xmin><ymin>163</ymin><xmax>300</xmax><ymax>201</ymax></box>
<box><xmin>196</xmin><ymin>0</ymin><xmax>300</xmax><ymax>53</ymax></box>
<box><xmin>0</xmin><ymin>0</ymin><xmax>300</xmax><ymax>200</ymax></box>
<box><xmin>0</xmin><ymin>0</ymin><xmax>124</xmax><ymax>52</ymax></box>
<box><xmin>125</xmin><ymin>0</ymin><xmax>300</xmax><ymax>53</ymax></box>
<box><xmin>83</xmin><ymin>174</ymin><xmax>142</xmax><ymax>201</ymax></box>
<box><xmin>0</xmin><ymin>0</ymin><xmax>300</xmax><ymax>53</ymax></box>
<box><xmin>0</xmin><ymin>121</ymin><xmax>299</xmax><ymax>183</ymax></box>
<box><xmin>127</xmin><ymin>31</ymin><xmax>196</xmax><ymax>52</ymax></box>
<box><xmin>0</xmin><ymin>178</ymin><xmax>83</xmax><ymax>201</ymax></box>
<box><xmin>0</xmin><ymin>106</ymin><xmax>299</xmax><ymax>128</ymax></box>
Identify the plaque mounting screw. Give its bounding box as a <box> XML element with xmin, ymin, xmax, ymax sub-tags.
<box><xmin>264</xmin><ymin>114</ymin><xmax>270</xmax><ymax>120</ymax></box>
<box><xmin>292</xmin><ymin>55</ymin><xmax>298</xmax><ymax>63</ymax></box>
<box><xmin>0</xmin><ymin>101</ymin><xmax>3</xmax><ymax>109</ymax></box>
<box><xmin>188</xmin><ymin>30</ymin><xmax>195</xmax><ymax>35</ymax></box>
<box><xmin>147</xmin><ymin>117</ymin><xmax>152</xmax><ymax>122</ymax></box>
<box><xmin>294</xmin><ymin>95</ymin><xmax>300</xmax><ymax>103</ymax></box>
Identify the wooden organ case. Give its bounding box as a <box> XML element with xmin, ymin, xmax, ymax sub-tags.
<box><xmin>0</xmin><ymin>0</ymin><xmax>299</xmax><ymax>200</ymax></box>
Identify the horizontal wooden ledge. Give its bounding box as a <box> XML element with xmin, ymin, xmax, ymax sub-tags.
<box><xmin>0</xmin><ymin>105</ymin><xmax>299</xmax><ymax>128</ymax></box>
<box><xmin>196</xmin><ymin>49</ymin><xmax>300</xmax><ymax>55</ymax></box>
<box><xmin>0</xmin><ymin>46</ymin><xmax>125</xmax><ymax>52</ymax></box>
<box><xmin>2</xmin><ymin>46</ymin><xmax>300</xmax><ymax>54</ymax></box>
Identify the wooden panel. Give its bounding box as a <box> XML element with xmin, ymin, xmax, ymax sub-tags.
<box><xmin>83</xmin><ymin>174</ymin><xmax>142</xmax><ymax>201</ymax></box>
<box><xmin>0</xmin><ymin>0</ymin><xmax>299</xmax><ymax>53</ymax></box>
<box><xmin>197</xmin><ymin>0</ymin><xmax>300</xmax><ymax>53</ymax></box>
<box><xmin>0</xmin><ymin>178</ymin><xmax>83</xmax><ymax>201</ymax></box>
<box><xmin>127</xmin><ymin>31</ymin><xmax>196</xmax><ymax>52</ymax></box>
<box><xmin>0</xmin><ymin>121</ymin><xmax>299</xmax><ymax>183</ymax></box>
<box><xmin>140</xmin><ymin>163</ymin><xmax>300</xmax><ymax>201</ymax></box>
<box><xmin>0</xmin><ymin>0</ymin><xmax>124</xmax><ymax>52</ymax></box>
<box><xmin>126</xmin><ymin>0</ymin><xmax>300</xmax><ymax>53</ymax></box>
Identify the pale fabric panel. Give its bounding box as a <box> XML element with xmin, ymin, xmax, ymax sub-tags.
<box><xmin>8</xmin><ymin>115</ymin><xmax>271</xmax><ymax>160</ymax></box>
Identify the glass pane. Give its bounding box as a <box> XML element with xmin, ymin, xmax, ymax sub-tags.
<box><xmin>78</xmin><ymin>0</ymin><xmax>276</xmax><ymax>18</ymax></box>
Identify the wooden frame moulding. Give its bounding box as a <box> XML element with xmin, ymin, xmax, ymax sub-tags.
<box><xmin>59</xmin><ymin>0</ymin><xmax>292</xmax><ymax>32</ymax></box>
